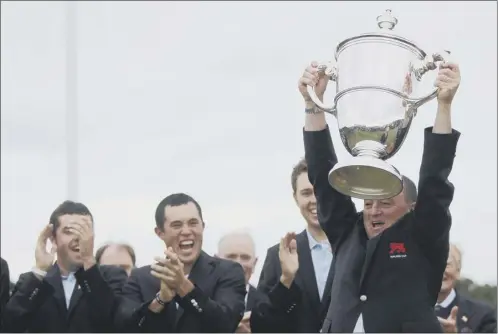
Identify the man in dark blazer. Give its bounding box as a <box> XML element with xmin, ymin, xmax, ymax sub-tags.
<box><xmin>216</xmin><ymin>231</ymin><xmax>265</xmax><ymax>332</ymax></box>
<box><xmin>116</xmin><ymin>193</ymin><xmax>246</xmax><ymax>333</ymax></box>
<box><xmin>251</xmin><ymin>158</ymin><xmax>334</xmax><ymax>333</ymax></box>
<box><xmin>2</xmin><ymin>201</ymin><xmax>127</xmax><ymax>333</ymax></box>
<box><xmin>436</xmin><ymin>244</ymin><xmax>497</xmax><ymax>333</ymax></box>
<box><xmin>1</xmin><ymin>257</ymin><xmax>10</xmax><ymax>332</ymax></box>
<box><xmin>298</xmin><ymin>59</ymin><xmax>462</xmax><ymax>333</ymax></box>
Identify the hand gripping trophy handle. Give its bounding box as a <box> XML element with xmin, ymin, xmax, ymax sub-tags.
<box><xmin>408</xmin><ymin>50</ymin><xmax>451</xmax><ymax>109</ymax></box>
<box><xmin>305</xmin><ymin>61</ymin><xmax>338</xmax><ymax>117</ymax></box>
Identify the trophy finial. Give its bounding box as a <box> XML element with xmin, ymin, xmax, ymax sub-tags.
<box><xmin>377</xmin><ymin>9</ymin><xmax>398</xmax><ymax>30</ymax></box>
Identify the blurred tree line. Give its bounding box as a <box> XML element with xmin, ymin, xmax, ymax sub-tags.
<box><xmin>456</xmin><ymin>277</ymin><xmax>497</xmax><ymax>309</ymax></box>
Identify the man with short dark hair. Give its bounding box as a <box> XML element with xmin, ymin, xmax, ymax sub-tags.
<box><xmin>299</xmin><ymin>59</ymin><xmax>461</xmax><ymax>333</ymax></box>
<box><xmin>117</xmin><ymin>193</ymin><xmax>246</xmax><ymax>333</ymax></box>
<box><xmin>3</xmin><ymin>200</ymin><xmax>128</xmax><ymax>333</ymax></box>
<box><xmin>251</xmin><ymin>158</ymin><xmax>334</xmax><ymax>333</ymax></box>
<box><xmin>96</xmin><ymin>243</ymin><xmax>136</xmax><ymax>276</ymax></box>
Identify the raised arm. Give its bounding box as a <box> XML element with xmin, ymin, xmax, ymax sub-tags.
<box><xmin>412</xmin><ymin>62</ymin><xmax>461</xmax><ymax>263</ymax></box>
<box><xmin>299</xmin><ymin>62</ymin><xmax>358</xmax><ymax>252</ymax></box>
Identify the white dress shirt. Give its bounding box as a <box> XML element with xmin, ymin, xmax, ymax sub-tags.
<box><xmin>61</xmin><ymin>272</ymin><xmax>77</xmax><ymax>308</ymax></box>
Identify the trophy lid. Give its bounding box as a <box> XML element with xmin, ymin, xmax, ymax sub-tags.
<box><xmin>335</xmin><ymin>9</ymin><xmax>426</xmax><ymax>59</ymax></box>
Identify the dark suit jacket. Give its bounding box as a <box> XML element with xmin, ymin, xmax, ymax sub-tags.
<box><xmin>0</xmin><ymin>258</ymin><xmax>10</xmax><ymax>332</ymax></box>
<box><xmin>251</xmin><ymin>230</ymin><xmax>334</xmax><ymax>333</ymax></box>
<box><xmin>305</xmin><ymin>126</ymin><xmax>460</xmax><ymax>333</ymax></box>
<box><xmin>246</xmin><ymin>284</ymin><xmax>265</xmax><ymax>312</ymax></box>
<box><xmin>2</xmin><ymin>263</ymin><xmax>127</xmax><ymax>333</ymax></box>
<box><xmin>445</xmin><ymin>292</ymin><xmax>497</xmax><ymax>333</ymax></box>
<box><xmin>117</xmin><ymin>251</ymin><xmax>246</xmax><ymax>333</ymax></box>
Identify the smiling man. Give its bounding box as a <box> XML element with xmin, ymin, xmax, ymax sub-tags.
<box><xmin>251</xmin><ymin>158</ymin><xmax>334</xmax><ymax>333</ymax></box>
<box><xmin>300</xmin><ymin>59</ymin><xmax>461</xmax><ymax>333</ymax></box>
<box><xmin>435</xmin><ymin>244</ymin><xmax>497</xmax><ymax>333</ymax></box>
<box><xmin>2</xmin><ymin>200</ymin><xmax>127</xmax><ymax>333</ymax></box>
<box><xmin>118</xmin><ymin>193</ymin><xmax>246</xmax><ymax>333</ymax></box>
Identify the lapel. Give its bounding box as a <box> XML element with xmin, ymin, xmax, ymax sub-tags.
<box><xmin>67</xmin><ymin>271</ymin><xmax>84</xmax><ymax>319</ymax></box>
<box><xmin>358</xmin><ymin>216</ymin><xmax>381</xmax><ymax>289</ymax></box>
<box><xmin>295</xmin><ymin>230</ymin><xmax>321</xmax><ymax>313</ymax></box>
<box><xmin>44</xmin><ymin>264</ymin><xmax>68</xmax><ymax>318</ymax></box>
<box><xmin>246</xmin><ymin>285</ymin><xmax>257</xmax><ymax>311</ymax></box>
<box><xmin>455</xmin><ymin>293</ymin><xmax>476</xmax><ymax>332</ymax></box>
<box><xmin>175</xmin><ymin>251</ymin><xmax>216</xmax><ymax>329</ymax></box>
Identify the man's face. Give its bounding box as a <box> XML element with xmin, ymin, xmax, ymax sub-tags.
<box><xmin>155</xmin><ymin>202</ymin><xmax>204</xmax><ymax>266</ymax></box>
<box><xmin>363</xmin><ymin>191</ymin><xmax>410</xmax><ymax>238</ymax></box>
<box><xmin>294</xmin><ymin>172</ymin><xmax>318</xmax><ymax>228</ymax></box>
<box><xmin>441</xmin><ymin>246</ymin><xmax>461</xmax><ymax>293</ymax></box>
<box><xmin>217</xmin><ymin>235</ymin><xmax>257</xmax><ymax>284</ymax></box>
<box><xmin>99</xmin><ymin>245</ymin><xmax>134</xmax><ymax>276</ymax></box>
<box><xmin>53</xmin><ymin>214</ymin><xmax>92</xmax><ymax>270</ymax></box>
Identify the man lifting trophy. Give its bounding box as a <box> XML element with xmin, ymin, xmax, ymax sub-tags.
<box><xmin>305</xmin><ymin>9</ymin><xmax>451</xmax><ymax>200</ymax></box>
<box><xmin>300</xmin><ymin>9</ymin><xmax>461</xmax><ymax>332</ymax></box>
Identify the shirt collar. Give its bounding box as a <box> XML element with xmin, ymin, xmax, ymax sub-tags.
<box><xmin>61</xmin><ymin>272</ymin><xmax>76</xmax><ymax>281</ymax></box>
<box><xmin>306</xmin><ymin>229</ymin><xmax>330</xmax><ymax>250</ymax></box>
<box><xmin>436</xmin><ymin>288</ymin><xmax>456</xmax><ymax>308</ymax></box>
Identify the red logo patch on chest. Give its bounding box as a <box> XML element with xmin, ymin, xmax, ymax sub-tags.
<box><xmin>389</xmin><ymin>242</ymin><xmax>407</xmax><ymax>258</ymax></box>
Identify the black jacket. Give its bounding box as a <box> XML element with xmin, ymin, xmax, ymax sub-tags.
<box><xmin>305</xmin><ymin>126</ymin><xmax>460</xmax><ymax>333</ymax></box>
<box><xmin>436</xmin><ymin>291</ymin><xmax>497</xmax><ymax>333</ymax></box>
<box><xmin>116</xmin><ymin>251</ymin><xmax>246</xmax><ymax>333</ymax></box>
<box><xmin>246</xmin><ymin>284</ymin><xmax>265</xmax><ymax>312</ymax></box>
<box><xmin>251</xmin><ymin>230</ymin><xmax>334</xmax><ymax>332</ymax></box>
<box><xmin>2</xmin><ymin>263</ymin><xmax>127</xmax><ymax>332</ymax></box>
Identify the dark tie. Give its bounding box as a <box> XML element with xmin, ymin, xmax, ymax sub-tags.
<box><xmin>435</xmin><ymin>304</ymin><xmax>450</xmax><ymax>319</ymax></box>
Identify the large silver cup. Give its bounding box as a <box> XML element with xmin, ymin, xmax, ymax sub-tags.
<box><xmin>307</xmin><ymin>9</ymin><xmax>449</xmax><ymax>200</ymax></box>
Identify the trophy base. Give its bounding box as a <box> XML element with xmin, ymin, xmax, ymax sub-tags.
<box><xmin>328</xmin><ymin>156</ymin><xmax>403</xmax><ymax>200</ymax></box>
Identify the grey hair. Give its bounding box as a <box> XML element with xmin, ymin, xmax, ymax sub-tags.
<box><xmin>217</xmin><ymin>229</ymin><xmax>256</xmax><ymax>254</ymax></box>
<box><xmin>402</xmin><ymin>175</ymin><xmax>417</xmax><ymax>205</ymax></box>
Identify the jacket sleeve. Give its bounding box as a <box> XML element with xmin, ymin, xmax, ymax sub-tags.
<box><xmin>250</xmin><ymin>247</ymin><xmax>301</xmax><ymax>333</ymax></box>
<box><xmin>412</xmin><ymin>128</ymin><xmax>460</xmax><ymax>273</ymax></box>
<box><xmin>116</xmin><ymin>269</ymin><xmax>174</xmax><ymax>333</ymax></box>
<box><xmin>304</xmin><ymin>126</ymin><xmax>358</xmax><ymax>253</ymax></box>
<box><xmin>2</xmin><ymin>272</ymin><xmax>54</xmax><ymax>333</ymax></box>
<box><xmin>174</xmin><ymin>261</ymin><xmax>246</xmax><ymax>333</ymax></box>
<box><xmin>74</xmin><ymin>264</ymin><xmax>128</xmax><ymax>331</ymax></box>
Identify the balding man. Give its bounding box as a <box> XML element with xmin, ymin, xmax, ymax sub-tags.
<box><xmin>96</xmin><ymin>243</ymin><xmax>136</xmax><ymax>276</ymax></box>
<box><xmin>436</xmin><ymin>244</ymin><xmax>497</xmax><ymax>333</ymax></box>
<box><xmin>217</xmin><ymin>231</ymin><xmax>265</xmax><ymax>333</ymax></box>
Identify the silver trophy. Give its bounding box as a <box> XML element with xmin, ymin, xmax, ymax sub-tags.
<box><xmin>307</xmin><ymin>9</ymin><xmax>449</xmax><ymax>200</ymax></box>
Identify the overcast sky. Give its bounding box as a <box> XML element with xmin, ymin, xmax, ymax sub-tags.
<box><xmin>1</xmin><ymin>1</ymin><xmax>496</xmax><ymax>285</ymax></box>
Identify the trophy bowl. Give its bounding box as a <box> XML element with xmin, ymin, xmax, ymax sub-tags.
<box><xmin>307</xmin><ymin>9</ymin><xmax>450</xmax><ymax>200</ymax></box>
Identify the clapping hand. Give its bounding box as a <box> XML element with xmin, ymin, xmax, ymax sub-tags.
<box><xmin>35</xmin><ymin>224</ymin><xmax>57</xmax><ymax>272</ymax></box>
<box><xmin>236</xmin><ymin>311</ymin><xmax>251</xmax><ymax>333</ymax></box>
<box><xmin>279</xmin><ymin>232</ymin><xmax>299</xmax><ymax>288</ymax></box>
<box><xmin>150</xmin><ymin>257</ymin><xmax>176</xmax><ymax>303</ymax></box>
<box><xmin>151</xmin><ymin>247</ymin><xmax>193</xmax><ymax>298</ymax></box>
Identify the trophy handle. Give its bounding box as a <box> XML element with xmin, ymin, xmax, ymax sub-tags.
<box><xmin>407</xmin><ymin>50</ymin><xmax>451</xmax><ymax>108</ymax></box>
<box><xmin>306</xmin><ymin>61</ymin><xmax>338</xmax><ymax>116</ymax></box>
